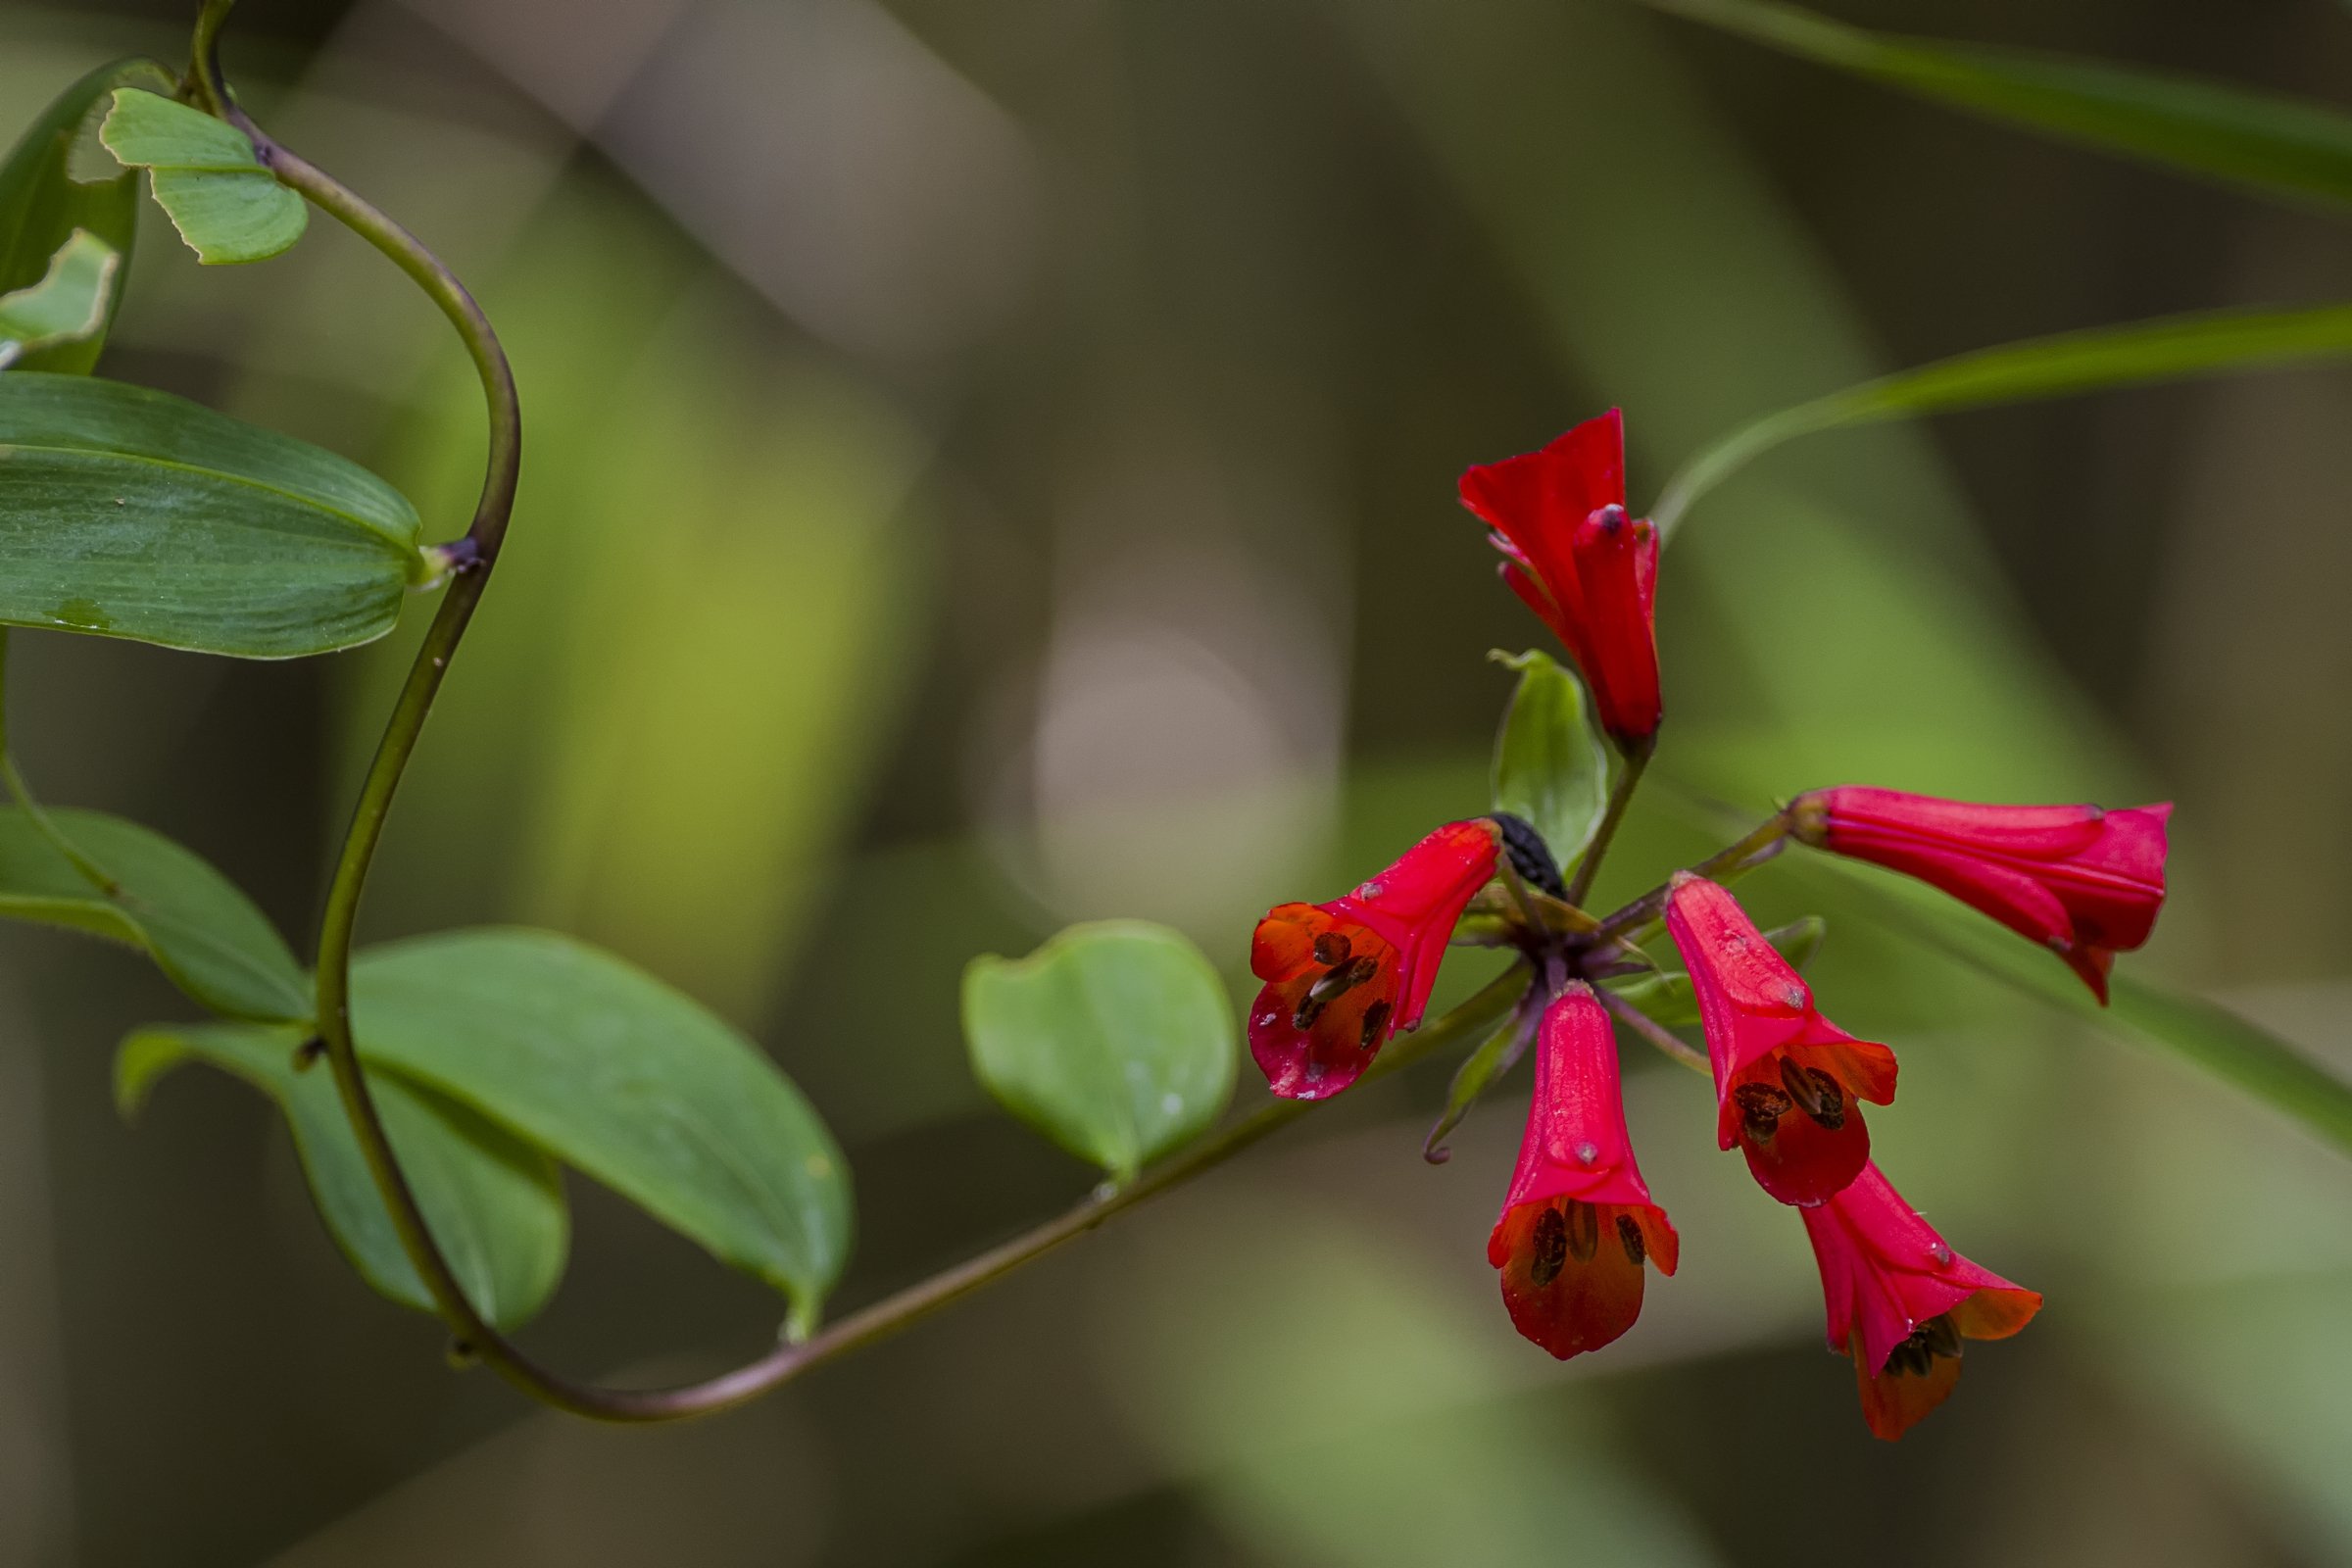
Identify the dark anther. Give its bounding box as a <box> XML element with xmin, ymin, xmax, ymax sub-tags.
<box><xmin>1734</xmin><ymin>1082</ymin><xmax>1792</xmax><ymax>1142</ymax></box>
<box><xmin>1530</xmin><ymin>1205</ymin><xmax>1568</xmax><ymax>1286</ymax></box>
<box><xmin>1564</xmin><ymin>1200</ymin><xmax>1601</xmax><ymax>1263</ymax></box>
<box><xmin>1358</xmin><ymin>999</ymin><xmax>1392</xmax><ymax>1050</ymax></box>
<box><xmin>1616</xmin><ymin>1212</ymin><xmax>1645</xmax><ymax>1267</ymax></box>
<box><xmin>1885</xmin><ymin>1333</ymin><xmax>1936</xmax><ymax>1379</ymax></box>
<box><xmin>1312</xmin><ymin>930</ymin><xmax>1352</xmax><ymax>965</ymax></box>
<box><xmin>1487</xmin><ymin>811</ymin><xmax>1569</xmax><ymax>901</ymax></box>
<box><xmin>1779</xmin><ymin>1058</ymin><xmax>1845</xmax><ymax>1130</ymax></box>
<box><xmin>1920</xmin><ymin>1313</ymin><xmax>1963</xmax><ymax>1360</ymax></box>
<box><xmin>1295</xmin><ymin>956</ymin><xmax>1379</xmax><ymax>1030</ymax></box>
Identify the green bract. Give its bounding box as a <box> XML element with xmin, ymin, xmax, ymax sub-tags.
<box><xmin>119</xmin><ymin>1024</ymin><xmax>568</xmax><ymax>1331</ymax></box>
<box><xmin>0</xmin><ymin>372</ymin><xmax>426</xmax><ymax>657</ymax></box>
<box><xmin>1489</xmin><ymin>649</ymin><xmax>1611</xmax><ymax>883</ymax></box>
<box><xmin>98</xmin><ymin>87</ymin><xmax>308</xmax><ymax>265</ymax></box>
<box><xmin>0</xmin><ymin>231</ymin><xmax>119</xmax><ymax>369</ymax></box>
<box><xmin>964</xmin><ymin>921</ymin><xmax>1238</xmax><ymax>1185</ymax></box>
<box><xmin>0</xmin><ymin>805</ymin><xmax>309</xmax><ymax>1021</ymax></box>
<box><xmin>338</xmin><ymin>928</ymin><xmax>853</xmax><ymax>1337</ymax></box>
<box><xmin>0</xmin><ymin>58</ymin><xmax>167</xmax><ymax>374</ymax></box>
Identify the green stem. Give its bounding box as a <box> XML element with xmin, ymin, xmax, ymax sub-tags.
<box><xmin>1594</xmin><ymin>981</ymin><xmax>1708</xmax><ymax>1075</ymax></box>
<box><xmin>1562</xmin><ymin>735</ymin><xmax>1651</xmax><ymax>907</ymax></box>
<box><xmin>1588</xmin><ymin>810</ymin><xmax>1791</xmax><ymax>951</ymax></box>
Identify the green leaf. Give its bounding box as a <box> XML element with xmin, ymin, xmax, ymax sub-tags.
<box><xmin>343</xmin><ymin>928</ymin><xmax>852</xmax><ymax>1335</ymax></box>
<box><xmin>97</xmin><ymin>88</ymin><xmax>307</xmax><ymax>265</ymax></box>
<box><xmin>963</xmin><ymin>920</ymin><xmax>1238</xmax><ymax>1185</ymax></box>
<box><xmin>0</xmin><ymin>58</ymin><xmax>170</xmax><ymax>374</ymax></box>
<box><xmin>118</xmin><ymin>1023</ymin><xmax>568</xmax><ymax>1331</ymax></box>
<box><xmin>1489</xmin><ymin>649</ymin><xmax>1611</xmax><ymax>881</ymax></box>
<box><xmin>0</xmin><ymin>230</ymin><xmax>118</xmax><ymax>369</ymax></box>
<box><xmin>0</xmin><ymin>371</ymin><xmax>425</xmax><ymax>657</ymax></box>
<box><xmin>1641</xmin><ymin>0</ymin><xmax>2352</xmax><ymax>212</ymax></box>
<box><xmin>1607</xmin><ymin>916</ymin><xmax>1826</xmax><ymax>1029</ymax></box>
<box><xmin>1653</xmin><ymin>302</ymin><xmax>2352</xmax><ymax>536</ymax></box>
<box><xmin>1794</xmin><ymin>849</ymin><xmax>2352</xmax><ymax>1155</ymax></box>
<box><xmin>0</xmin><ymin>805</ymin><xmax>309</xmax><ymax>1021</ymax></box>
<box><xmin>1421</xmin><ymin>1003</ymin><xmax>1535</xmax><ymax>1164</ymax></box>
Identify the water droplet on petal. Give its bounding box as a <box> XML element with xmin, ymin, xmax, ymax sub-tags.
<box><xmin>1574</xmin><ymin>1140</ymin><xmax>1599</xmax><ymax>1165</ymax></box>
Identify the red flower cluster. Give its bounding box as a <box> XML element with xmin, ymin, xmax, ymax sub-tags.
<box><xmin>1240</xmin><ymin>408</ymin><xmax>2171</xmax><ymax>1439</ymax></box>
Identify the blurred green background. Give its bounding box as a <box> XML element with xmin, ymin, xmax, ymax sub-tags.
<box><xmin>4</xmin><ymin>0</ymin><xmax>2351</xmax><ymax>1562</ymax></box>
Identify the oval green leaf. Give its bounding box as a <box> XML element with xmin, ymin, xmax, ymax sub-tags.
<box><xmin>963</xmin><ymin>920</ymin><xmax>1239</xmax><ymax>1185</ymax></box>
<box><xmin>0</xmin><ymin>231</ymin><xmax>119</xmax><ymax>370</ymax></box>
<box><xmin>1642</xmin><ymin>0</ymin><xmax>2352</xmax><ymax>213</ymax></box>
<box><xmin>0</xmin><ymin>371</ymin><xmax>424</xmax><ymax>656</ymax></box>
<box><xmin>1654</xmin><ymin>302</ymin><xmax>2352</xmax><ymax>537</ymax></box>
<box><xmin>1489</xmin><ymin>648</ymin><xmax>1612</xmax><ymax>882</ymax></box>
<box><xmin>98</xmin><ymin>88</ymin><xmax>307</xmax><ymax>265</ymax></box>
<box><xmin>0</xmin><ymin>804</ymin><xmax>309</xmax><ymax>1021</ymax></box>
<box><xmin>0</xmin><ymin>58</ymin><xmax>169</xmax><ymax>373</ymax></box>
<box><xmin>345</xmin><ymin>927</ymin><xmax>852</xmax><ymax>1336</ymax></box>
<box><xmin>118</xmin><ymin>1023</ymin><xmax>568</xmax><ymax>1331</ymax></box>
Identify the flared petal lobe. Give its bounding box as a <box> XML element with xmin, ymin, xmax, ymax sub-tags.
<box><xmin>1248</xmin><ymin>819</ymin><xmax>1500</xmax><ymax>1101</ymax></box>
<box><xmin>1489</xmin><ymin>985</ymin><xmax>1677</xmax><ymax>1358</ymax></box>
<box><xmin>1791</xmin><ymin>787</ymin><xmax>2170</xmax><ymax>1004</ymax></box>
<box><xmin>1664</xmin><ymin>874</ymin><xmax>1895</xmax><ymax>1206</ymax></box>
<box><xmin>1459</xmin><ymin>410</ymin><xmax>1661</xmax><ymax>745</ymax></box>
<box><xmin>1800</xmin><ymin>1162</ymin><xmax>2040</xmax><ymax>1440</ymax></box>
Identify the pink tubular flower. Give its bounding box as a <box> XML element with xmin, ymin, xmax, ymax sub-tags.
<box><xmin>1801</xmin><ymin>1162</ymin><xmax>2041</xmax><ymax>1441</ymax></box>
<box><xmin>1459</xmin><ymin>410</ymin><xmax>1661</xmax><ymax>747</ymax></box>
<box><xmin>1788</xmin><ymin>787</ymin><xmax>2171</xmax><ymax>1004</ymax></box>
<box><xmin>1489</xmin><ymin>984</ymin><xmax>1679</xmax><ymax>1358</ymax></box>
<box><xmin>1249</xmin><ymin>819</ymin><xmax>1501</xmax><ymax>1101</ymax></box>
<box><xmin>1665</xmin><ymin>874</ymin><xmax>1895</xmax><ymax>1206</ymax></box>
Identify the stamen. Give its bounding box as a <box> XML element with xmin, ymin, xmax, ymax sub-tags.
<box><xmin>1921</xmin><ymin>1314</ymin><xmax>1962</xmax><ymax>1360</ymax></box>
<box><xmin>1530</xmin><ymin>1206</ymin><xmax>1568</xmax><ymax>1286</ymax></box>
<box><xmin>1779</xmin><ymin>1058</ymin><xmax>1846</xmax><ymax>1130</ymax></box>
<box><xmin>1297</xmin><ymin>955</ymin><xmax>1381</xmax><ymax>1026</ymax></box>
<box><xmin>1358</xmin><ymin>1000</ymin><xmax>1392</xmax><ymax>1050</ymax></box>
<box><xmin>1616</xmin><ymin>1213</ymin><xmax>1645</xmax><ymax>1267</ymax></box>
<box><xmin>1312</xmin><ymin>931</ymin><xmax>1352</xmax><ymax>965</ymax></box>
<box><xmin>1734</xmin><ymin>1082</ymin><xmax>1792</xmax><ymax>1143</ymax></box>
<box><xmin>1565</xmin><ymin>1200</ymin><xmax>1600</xmax><ymax>1263</ymax></box>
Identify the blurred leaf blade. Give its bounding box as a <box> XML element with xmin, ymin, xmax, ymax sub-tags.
<box><xmin>118</xmin><ymin>1023</ymin><xmax>568</xmax><ymax>1331</ymax></box>
<box><xmin>0</xmin><ymin>230</ymin><xmax>118</xmax><ymax>369</ymax></box>
<box><xmin>346</xmin><ymin>927</ymin><xmax>853</xmax><ymax>1334</ymax></box>
<box><xmin>0</xmin><ymin>371</ymin><xmax>423</xmax><ymax>657</ymax></box>
<box><xmin>1489</xmin><ymin>649</ymin><xmax>1611</xmax><ymax>881</ymax></box>
<box><xmin>1642</xmin><ymin>0</ymin><xmax>2352</xmax><ymax>211</ymax></box>
<box><xmin>0</xmin><ymin>806</ymin><xmax>309</xmax><ymax>1022</ymax></box>
<box><xmin>963</xmin><ymin>920</ymin><xmax>1238</xmax><ymax>1184</ymax></box>
<box><xmin>1655</xmin><ymin>302</ymin><xmax>2352</xmax><ymax>535</ymax></box>
<box><xmin>99</xmin><ymin>88</ymin><xmax>307</xmax><ymax>265</ymax></box>
<box><xmin>0</xmin><ymin>57</ymin><xmax>168</xmax><ymax>374</ymax></box>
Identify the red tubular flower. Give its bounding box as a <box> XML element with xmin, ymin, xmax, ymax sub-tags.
<box><xmin>1459</xmin><ymin>410</ymin><xmax>1661</xmax><ymax>747</ymax></box>
<box><xmin>1801</xmin><ymin>1162</ymin><xmax>2041</xmax><ymax>1441</ymax></box>
<box><xmin>1789</xmin><ymin>787</ymin><xmax>2171</xmax><ymax>1004</ymax></box>
<box><xmin>1489</xmin><ymin>983</ymin><xmax>1678</xmax><ymax>1358</ymax></box>
<box><xmin>1249</xmin><ymin>819</ymin><xmax>1500</xmax><ymax>1101</ymax></box>
<box><xmin>1665</xmin><ymin>874</ymin><xmax>1895</xmax><ymax>1206</ymax></box>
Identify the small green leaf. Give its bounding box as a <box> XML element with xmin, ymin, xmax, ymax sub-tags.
<box><xmin>0</xmin><ymin>805</ymin><xmax>308</xmax><ymax>1021</ymax></box>
<box><xmin>0</xmin><ymin>372</ymin><xmax>424</xmax><ymax>657</ymax></box>
<box><xmin>1422</xmin><ymin>1003</ymin><xmax>1535</xmax><ymax>1164</ymax></box>
<box><xmin>1654</xmin><ymin>303</ymin><xmax>2352</xmax><ymax>537</ymax></box>
<box><xmin>0</xmin><ymin>231</ymin><xmax>118</xmax><ymax>369</ymax></box>
<box><xmin>1608</xmin><ymin>916</ymin><xmax>1826</xmax><ymax>1029</ymax></box>
<box><xmin>344</xmin><ymin>928</ymin><xmax>852</xmax><ymax>1335</ymax></box>
<box><xmin>963</xmin><ymin>920</ymin><xmax>1239</xmax><ymax>1185</ymax></box>
<box><xmin>98</xmin><ymin>88</ymin><xmax>306</xmax><ymax>265</ymax></box>
<box><xmin>118</xmin><ymin>1024</ymin><xmax>568</xmax><ymax>1331</ymax></box>
<box><xmin>1490</xmin><ymin>649</ymin><xmax>1611</xmax><ymax>881</ymax></box>
<box><xmin>0</xmin><ymin>58</ymin><xmax>170</xmax><ymax>374</ymax></box>
<box><xmin>1642</xmin><ymin>0</ymin><xmax>2352</xmax><ymax>213</ymax></box>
